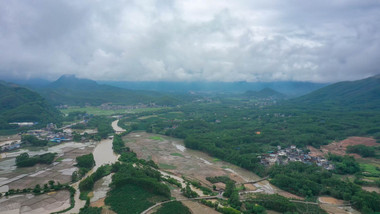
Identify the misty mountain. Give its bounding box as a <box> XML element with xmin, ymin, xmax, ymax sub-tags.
<box><xmin>293</xmin><ymin>74</ymin><xmax>380</xmax><ymax>110</ymax></box>
<box><xmin>4</xmin><ymin>78</ymin><xmax>52</xmax><ymax>89</ymax></box>
<box><xmin>0</xmin><ymin>81</ymin><xmax>61</xmax><ymax>129</ymax></box>
<box><xmin>99</xmin><ymin>81</ymin><xmax>328</xmax><ymax>96</ymax></box>
<box><xmin>36</xmin><ymin>75</ymin><xmax>183</xmax><ymax>106</ymax></box>
<box><xmin>243</xmin><ymin>88</ymin><xmax>286</xmax><ymax>99</ymax></box>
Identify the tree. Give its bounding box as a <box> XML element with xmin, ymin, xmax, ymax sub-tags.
<box><xmin>33</xmin><ymin>184</ymin><xmax>41</xmax><ymax>194</ymax></box>
<box><xmin>72</xmin><ymin>171</ymin><xmax>78</xmax><ymax>182</ymax></box>
<box><xmin>228</xmin><ymin>190</ymin><xmax>242</xmax><ymax>209</ymax></box>
<box><xmin>182</xmin><ymin>184</ymin><xmax>198</xmax><ymax>198</ymax></box>
<box><xmin>223</xmin><ymin>180</ymin><xmax>235</xmax><ymax>198</ymax></box>
<box><xmin>16</xmin><ymin>152</ymin><xmax>29</xmax><ymax>163</ymax></box>
<box><xmin>79</xmin><ymin>176</ymin><xmax>94</xmax><ymax>191</ymax></box>
<box><xmin>73</xmin><ymin>132</ymin><xmax>82</xmax><ymax>142</ymax></box>
<box><xmin>76</xmin><ymin>153</ymin><xmax>95</xmax><ymax>169</ymax></box>
<box><xmin>43</xmin><ymin>184</ymin><xmax>49</xmax><ymax>192</ymax></box>
<box><xmin>49</xmin><ymin>180</ymin><xmax>55</xmax><ymax>188</ymax></box>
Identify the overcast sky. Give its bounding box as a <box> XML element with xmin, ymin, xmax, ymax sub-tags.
<box><xmin>0</xmin><ymin>0</ymin><xmax>379</xmax><ymax>82</ymax></box>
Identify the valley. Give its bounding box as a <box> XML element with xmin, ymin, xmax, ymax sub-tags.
<box><xmin>2</xmin><ymin>2</ymin><xmax>380</xmax><ymax>213</ymax></box>
<box><xmin>0</xmin><ymin>74</ymin><xmax>379</xmax><ymax>214</ymax></box>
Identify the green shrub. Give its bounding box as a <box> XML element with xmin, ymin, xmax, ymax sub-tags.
<box><xmin>154</xmin><ymin>201</ymin><xmax>191</xmax><ymax>214</ymax></box>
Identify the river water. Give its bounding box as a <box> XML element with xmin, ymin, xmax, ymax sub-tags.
<box><xmin>92</xmin><ymin>138</ymin><xmax>118</xmax><ymax>171</ymax></box>
<box><xmin>65</xmin><ymin>120</ymin><xmax>120</xmax><ymax>213</ymax></box>
<box><xmin>111</xmin><ymin>120</ymin><xmax>125</xmax><ymax>133</ymax></box>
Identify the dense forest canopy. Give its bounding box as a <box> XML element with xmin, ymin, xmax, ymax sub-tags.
<box><xmin>0</xmin><ymin>82</ymin><xmax>62</xmax><ymax>131</ymax></box>
<box><xmin>293</xmin><ymin>74</ymin><xmax>380</xmax><ymax>110</ymax></box>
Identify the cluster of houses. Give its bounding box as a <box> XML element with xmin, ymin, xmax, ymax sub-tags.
<box><xmin>0</xmin><ymin>123</ymin><xmax>74</xmax><ymax>153</ymax></box>
<box><xmin>0</xmin><ymin>140</ymin><xmax>22</xmax><ymax>152</ymax></box>
<box><xmin>260</xmin><ymin>145</ymin><xmax>335</xmax><ymax>170</ymax></box>
<box><xmin>26</xmin><ymin>123</ymin><xmax>73</xmax><ymax>143</ymax></box>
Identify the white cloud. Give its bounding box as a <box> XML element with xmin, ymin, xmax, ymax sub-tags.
<box><xmin>0</xmin><ymin>0</ymin><xmax>379</xmax><ymax>82</ymax></box>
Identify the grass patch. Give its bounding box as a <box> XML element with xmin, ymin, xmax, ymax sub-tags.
<box><xmin>61</xmin><ymin>106</ymin><xmax>127</xmax><ymax>116</ymax></box>
<box><xmin>363</xmin><ymin>177</ymin><xmax>380</xmax><ymax>181</ymax></box>
<box><xmin>159</xmin><ymin>163</ymin><xmax>177</xmax><ymax>170</ymax></box>
<box><xmin>213</xmin><ymin>158</ymin><xmax>221</xmax><ymax>162</ymax></box>
<box><xmin>55</xmin><ymin>157</ymin><xmax>64</xmax><ymax>162</ymax></box>
<box><xmin>236</xmin><ymin>184</ymin><xmax>246</xmax><ymax>191</ymax></box>
<box><xmin>105</xmin><ymin>184</ymin><xmax>166</xmax><ymax>214</ymax></box>
<box><xmin>360</xmin><ymin>163</ymin><xmax>380</xmax><ymax>176</ymax></box>
<box><xmin>61</xmin><ymin>106</ymin><xmax>166</xmax><ymax>116</ymax></box>
<box><xmin>221</xmin><ymin>166</ymin><xmax>228</xmax><ymax>169</ymax></box>
<box><xmin>138</xmin><ymin>115</ymin><xmax>158</xmax><ymax>120</ymax></box>
<box><xmin>79</xmin><ymin>190</ymin><xmax>90</xmax><ymax>200</ymax></box>
<box><xmin>170</xmin><ymin>153</ymin><xmax>184</xmax><ymax>157</ymax></box>
<box><xmin>150</xmin><ymin>136</ymin><xmax>164</xmax><ymax>141</ymax></box>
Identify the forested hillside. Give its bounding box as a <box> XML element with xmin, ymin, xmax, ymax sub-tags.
<box><xmin>0</xmin><ymin>81</ymin><xmax>61</xmax><ymax>130</ymax></box>
<box><xmin>294</xmin><ymin>74</ymin><xmax>380</xmax><ymax>110</ymax></box>
<box><xmin>36</xmin><ymin>75</ymin><xmax>184</xmax><ymax>106</ymax></box>
<box><xmin>100</xmin><ymin>80</ymin><xmax>327</xmax><ymax>96</ymax></box>
<box><xmin>243</xmin><ymin>88</ymin><xmax>286</xmax><ymax>99</ymax></box>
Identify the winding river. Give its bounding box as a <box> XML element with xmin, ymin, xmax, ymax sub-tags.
<box><xmin>64</xmin><ymin>120</ymin><xmax>120</xmax><ymax>213</ymax></box>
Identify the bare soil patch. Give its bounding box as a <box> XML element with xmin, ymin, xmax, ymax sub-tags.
<box><xmin>0</xmin><ymin>190</ymin><xmax>70</xmax><ymax>214</ymax></box>
<box><xmin>278</xmin><ymin>191</ymin><xmax>304</xmax><ymax>200</ymax></box>
<box><xmin>101</xmin><ymin>207</ymin><xmax>117</xmax><ymax>214</ymax></box>
<box><xmin>0</xmin><ymin>134</ymin><xmax>20</xmax><ymax>142</ymax></box>
<box><xmin>307</xmin><ymin>146</ymin><xmax>324</xmax><ymax>157</ymax></box>
<box><xmin>318</xmin><ymin>196</ymin><xmax>345</xmax><ymax>205</ymax></box>
<box><xmin>319</xmin><ymin>204</ymin><xmax>361</xmax><ymax>214</ymax></box>
<box><xmin>0</xmin><ymin>142</ymin><xmax>95</xmax><ymax>191</ymax></box>
<box><xmin>318</xmin><ymin>197</ymin><xmax>361</xmax><ymax>214</ymax></box>
<box><xmin>123</xmin><ymin>132</ymin><xmax>293</xmax><ymax>199</ymax></box>
<box><xmin>181</xmin><ymin>200</ymin><xmax>221</xmax><ymax>214</ymax></box>
<box><xmin>124</xmin><ymin>132</ymin><xmax>262</xmax><ymax>189</ymax></box>
<box><xmin>91</xmin><ymin>198</ymin><xmax>105</xmax><ymax>207</ymax></box>
<box><xmin>362</xmin><ymin>186</ymin><xmax>380</xmax><ymax>193</ymax></box>
<box><xmin>320</xmin><ymin>137</ymin><xmax>378</xmax><ymax>158</ymax></box>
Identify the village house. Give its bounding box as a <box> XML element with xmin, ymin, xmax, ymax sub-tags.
<box><xmin>260</xmin><ymin>145</ymin><xmax>334</xmax><ymax>170</ymax></box>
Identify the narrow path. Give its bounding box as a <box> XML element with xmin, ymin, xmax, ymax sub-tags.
<box><xmin>240</xmin><ymin>176</ymin><xmax>269</xmax><ymax>184</ymax></box>
<box><xmin>289</xmin><ymin>200</ymin><xmax>319</xmax><ymax>205</ymax></box>
<box><xmin>58</xmin><ymin>120</ymin><xmax>85</xmax><ymax>130</ymax></box>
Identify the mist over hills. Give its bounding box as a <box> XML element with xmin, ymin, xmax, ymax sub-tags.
<box><xmin>34</xmin><ymin>75</ymin><xmax>184</xmax><ymax>106</ymax></box>
<box><xmin>243</xmin><ymin>88</ymin><xmax>286</xmax><ymax>99</ymax></box>
<box><xmin>99</xmin><ymin>81</ymin><xmax>328</xmax><ymax>96</ymax></box>
<box><xmin>6</xmin><ymin>76</ymin><xmax>328</xmax><ymax>97</ymax></box>
<box><xmin>3</xmin><ymin>74</ymin><xmax>379</xmax><ymax>110</ymax></box>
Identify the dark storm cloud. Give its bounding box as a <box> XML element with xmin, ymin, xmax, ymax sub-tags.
<box><xmin>0</xmin><ymin>0</ymin><xmax>379</xmax><ymax>82</ymax></box>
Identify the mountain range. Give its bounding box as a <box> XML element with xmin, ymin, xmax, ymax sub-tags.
<box><xmin>35</xmin><ymin>75</ymin><xmax>183</xmax><ymax>106</ymax></box>
<box><xmin>243</xmin><ymin>88</ymin><xmax>286</xmax><ymax>99</ymax></box>
<box><xmin>99</xmin><ymin>80</ymin><xmax>328</xmax><ymax>96</ymax></box>
<box><xmin>1</xmin><ymin>73</ymin><xmax>379</xmax><ymax>130</ymax></box>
